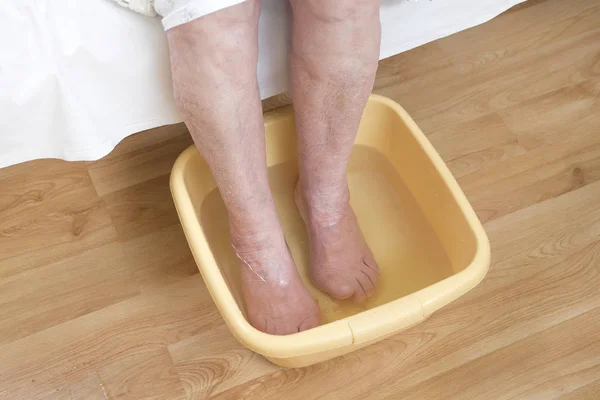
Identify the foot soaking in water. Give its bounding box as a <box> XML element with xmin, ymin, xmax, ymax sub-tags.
<box><xmin>115</xmin><ymin>0</ymin><xmax>383</xmax><ymax>334</ymax></box>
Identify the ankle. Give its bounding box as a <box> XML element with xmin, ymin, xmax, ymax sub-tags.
<box><xmin>297</xmin><ymin>179</ymin><xmax>350</xmax><ymax>225</ymax></box>
<box><xmin>229</xmin><ymin>219</ymin><xmax>285</xmax><ymax>253</ymax></box>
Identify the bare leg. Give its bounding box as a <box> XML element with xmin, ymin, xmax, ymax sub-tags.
<box><xmin>290</xmin><ymin>0</ymin><xmax>381</xmax><ymax>303</ymax></box>
<box><xmin>166</xmin><ymin>0</ymin><xmax>319</xmax><ymax>334</ymax></box>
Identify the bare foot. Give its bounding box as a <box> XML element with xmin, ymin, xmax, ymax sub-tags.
<box><xmin>231</xmin><ymin>224</ymin><xmax>320</xmax><ymax>335</ymax></box>
<box><xmin>295</xmin><ymin>183</ymin><xmax>379</xmax><ymax>303</ymax></box>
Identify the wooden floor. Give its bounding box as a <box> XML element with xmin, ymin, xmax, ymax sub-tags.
<box><xmin>1</xmin><ymin>0</ymin><xmax>599</xmax><ymax>398</ymax></box>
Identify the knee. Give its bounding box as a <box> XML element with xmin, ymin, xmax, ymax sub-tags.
<box><xmin>166</xmin><ymin>0</ymin><xmax>261</xmax><ymax>90</ymax></box>
<box><xmin>290</xmin><ymin>0</ymin><xmax>380</xmax><ymax>78</ymax></box>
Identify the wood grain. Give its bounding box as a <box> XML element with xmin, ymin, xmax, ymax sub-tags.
<box><xmin>1</xmin><ymin>0</ymin><xmax>599</xmax><ymax>398</ymax></box>
<box><xmin>86</xmin><ymin>125</ymin><xmax>192</xmax><ymax>196</ymax></box>
<box><xmin>169</xmin><ymin>324</ymin><xmax>280</xmax><ymax>399</ymax></box>
<box><xmin>0</xmin><ymin>161</ymin><xmax>117</xmax><ymax>279</ymax></box>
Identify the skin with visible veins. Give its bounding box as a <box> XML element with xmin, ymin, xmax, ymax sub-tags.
<box><xmin>166</xmin><ymin>0</ymin><xmax>380</xmax><ymax>334</ymax></box>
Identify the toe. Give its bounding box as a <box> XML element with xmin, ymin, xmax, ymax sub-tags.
<box><xmin>256</xmin><ymin>318</ymin><xmax>276</xmax><ymax>335</ymax></box>
<box><xmin>353</xmin><ymin>271</ymin><xmax>375</xmax><ymax>303</ymax></box>
<box><xmin>363</xmin><ymin>256</ymin><xmax>379</xmax><ymax>274</ymax></box>
<box><xmin>298</xmin><ymin>314</ymin><xmax>320</xmax><ymax>332</ymax></box>
<box><xmin>276</xmin><ymin>314</ymin><xmax>319</xmax><ymax>335</ymax></box>
<box><xmin>362</xmin><ymin>257</ymin><xmax>379</xmax><ymax>286</ymax></box>
<box><xmin>274</xmin><ymin>323</ymin><xmax>293</xmax><ymax>335</ymax></box>
<box><xmin>319</xmin><ymin>273</ymin><xmax>355</xmax><ymax>300</ymax></box>
<box><xmin>272</xmin><ymin>321</ymin><xmax>296</xmax><ymax>335</ymax></box>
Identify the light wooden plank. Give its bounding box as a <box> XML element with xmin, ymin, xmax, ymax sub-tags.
<box><xmin>87</xmin><ymin>127</ymin><xmax>192</xmax><ymax>196</ymax></box>
<box><xmin>169</xmin><ymin>324</ymin><xmax>280</xmax><ymax>399</ymax></box>
<box><xmin>0</xmin><ymin>276</ymin><xmax>216</xmax><ymax>399</ymax></box>
<box><xmin>0</xmin><ymin>160</ymin><xmax>117</xmax><ymax>279</ymax></box>
<box><xmin>101</xmin><ymin>173</ymin><xmax>181</xmax><ymax>241</ymax></box>
<box><xmin>427</xmin><ymin>112</ymin><xmax>522</xmax><ymax>164</ymax></box>
<box><xmin>0</xmin><ymin>241</ymin><xmax>139</xmax><ymax>346</ymax></box>
<box><xmin>120</xmin><ymin>224</ymin><xmax>199</xmax><ymax>292</ymax></box>
<box><xmin>384</xmin><ymin>0</ymin><xmax>600</xmax><ymax>132</ymax></box>
<box><xmin>385</xmin><ymin>308</ymin><xmax>600</xmax><ymax>400</ymax></box>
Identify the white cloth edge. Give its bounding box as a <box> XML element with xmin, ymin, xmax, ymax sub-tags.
<box><xmin>160</xmin><ymin>0</ymin><xmax>248</xmax><ymax>30</ymax></box>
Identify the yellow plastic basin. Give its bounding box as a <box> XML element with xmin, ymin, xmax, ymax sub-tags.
<box><xmin>170</xmin><ymin>94</ymin><xmax>490</xmax><ymax>368</ymax></box>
